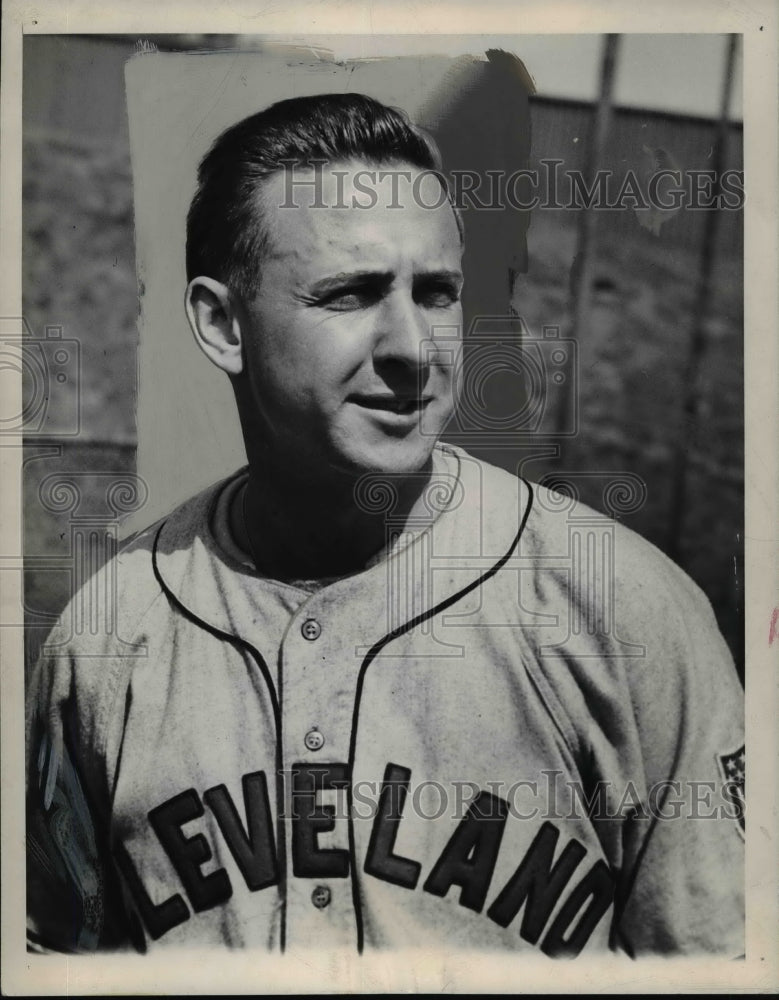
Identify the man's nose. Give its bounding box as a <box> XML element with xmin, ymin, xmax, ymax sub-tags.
<box><xmin>372</xmin><ymin>290</ymin><xmax>432</xmax><ymax>373</ymax></box>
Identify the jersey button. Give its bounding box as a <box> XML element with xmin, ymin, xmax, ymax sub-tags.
<box><xmin>311</xmin><ymin>885</ymin><xmax>331</xmax><ymax>909</ymax></box>
<box><xmin>301</xmin><ymin>619</ymin><xmax>321</xmax><ymax>641</ymax></box>
<box><xmin>304</xmin><ymin>728</ymin><xmax>325</xmax><ymax>752</ymax></box>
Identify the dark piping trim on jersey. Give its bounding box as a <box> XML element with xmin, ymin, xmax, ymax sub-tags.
<box><xmin>274</xmin><ymin>646</ymin><xmax>287</xmax><ymax>952</ymax></box>
<box><xmin>151</xmin><ymin>523</ymin><xmax>288</xmax><ymax>952</ymax></box>
<box><xmin>345</xmin><ymin>479</ymin><xmax>536</xmax><ymax>953</ymax></box>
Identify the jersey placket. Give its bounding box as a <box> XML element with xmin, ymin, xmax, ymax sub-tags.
<box><xmin>279</xmin><ymin>594</ymin><xmax>362</xmax><ymax>949</ymax></box>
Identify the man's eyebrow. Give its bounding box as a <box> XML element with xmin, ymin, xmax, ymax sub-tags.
<box><xmin>307</xmin><ymin>268</ymin><xmax>464</xmax><ymax>296</ymax></box>
<box><xmin>307</xmin><ymin>270</ymin><xmax>392</xmax><ymax>294</ymax></box>
<box><xmin>416</xmin><ymin>269</ymin><xmax>464</xmax><ymax>285</ymax></box>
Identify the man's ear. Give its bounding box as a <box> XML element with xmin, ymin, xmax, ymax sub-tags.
<box><xmin>185</xmin><ymin>277</ymin><xmax>244</xmax><ymax>376</ymax></box>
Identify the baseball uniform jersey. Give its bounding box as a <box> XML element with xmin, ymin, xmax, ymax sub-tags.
<box><xmin>26</xmin><ymin>444</ymin><xmax>745</xmax><ymax>956</ymax></box>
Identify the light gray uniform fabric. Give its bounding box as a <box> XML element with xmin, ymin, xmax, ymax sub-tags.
<box><xmin>26</xmin><ymin>445</ymin><xmax>744</xmax><ymax>956</ymax></box>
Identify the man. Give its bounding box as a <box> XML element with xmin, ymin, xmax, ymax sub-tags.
<box><xmin>26</xmin><ymin>93</ymin><xmax>744</xmax><ymax>956</ymax></box>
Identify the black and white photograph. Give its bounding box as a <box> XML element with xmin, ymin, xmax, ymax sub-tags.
<box><xmin>1</xmin><ymin>2</ymin><xmax>777</xmax><ymax>995</ymax></box>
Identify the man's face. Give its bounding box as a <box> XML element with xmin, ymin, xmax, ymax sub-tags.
<box><xmin>235</xmin><ymin>159</ymin><xmax>464</xmax><ymax>480</ymax></box>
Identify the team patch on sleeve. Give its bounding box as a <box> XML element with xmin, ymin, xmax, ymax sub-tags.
<box><xmin>717</xmin><ymin>744</ymin><xmax>745</xmax><ymax>838</ymax></box>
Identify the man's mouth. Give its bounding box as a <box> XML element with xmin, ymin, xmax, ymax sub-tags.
<box><xmin>350</xmin><ymin>394</ymin><xmax>431</xmax><ymax>416</ymax></box>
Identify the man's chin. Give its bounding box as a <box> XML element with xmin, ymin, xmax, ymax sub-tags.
<box><xmin>330</xmin><ymin>438</ymin><xmax>437</xmax><ymax>481</ymax></box>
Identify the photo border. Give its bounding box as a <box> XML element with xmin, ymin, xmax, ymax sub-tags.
<box><xmin>2</xmin><ymin>1</ymin><xmax>776</xmax><ymax>994</ymax></box>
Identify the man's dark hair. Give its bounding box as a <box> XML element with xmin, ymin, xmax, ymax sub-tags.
<box><xmin>186</xmin><ymin>92</ymin><xmax>447</xmax><ymax>299</ymax></box>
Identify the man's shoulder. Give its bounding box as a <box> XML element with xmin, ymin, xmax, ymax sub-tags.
<box><xmin>46</xmin><ymin>471</ymin><xmax>242</xmax><ymax>653</ymax></box>
<box><xmin>119</xmin><ymin>470</ymin><xmax>237</xmax><ymax>557</ymax></box>
<box><xmin>447</xmin><ymin>446</ymin><xmax>709</xmax><ymax>613</ymax></box>
<box><xmin>453</xmin><ymin>451</ymin><xmax>738</xmax><ymax>732</ymax></box>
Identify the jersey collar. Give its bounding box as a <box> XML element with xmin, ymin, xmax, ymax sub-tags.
<box><xmin>150</xmin><ymin>446</ymin><xmax>532</xmax><ymax>653</ymax></box>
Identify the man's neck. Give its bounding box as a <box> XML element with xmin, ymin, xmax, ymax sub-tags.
<box><xmin>232</xmin><ymin>450</ymin><xmax>443</xmax><ymax>583</ymax></box>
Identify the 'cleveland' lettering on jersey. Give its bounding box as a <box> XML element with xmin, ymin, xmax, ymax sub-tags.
<box><xmin>116</xmin><ymin>763</ymin><xmax>615</xmax><ymax>954</ymax></box>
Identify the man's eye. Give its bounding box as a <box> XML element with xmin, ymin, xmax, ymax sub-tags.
<box><xmin>417</xmin><ymin>284</ymin><xmax>461</xmax><ymax>308</ymax></box>
<box><xmin>320</xmin><ymin>287</ymin><xmax>377</xmax><ymax>311</ymax></box>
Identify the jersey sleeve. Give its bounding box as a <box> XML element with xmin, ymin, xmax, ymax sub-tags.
<box><xmin>26</xmin><ymin>633</ymin><xmax>131</xmax><ymax>953</ymax></box>
<box><xmin>611</xmin><ymin>561</ymin><xmax>744</xmax><ymax>956</ymax></box>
